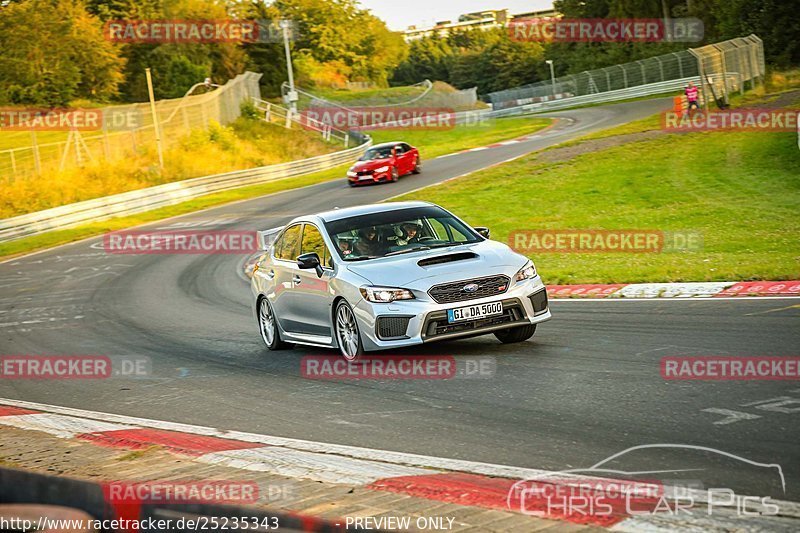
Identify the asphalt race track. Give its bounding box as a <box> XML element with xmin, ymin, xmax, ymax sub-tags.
<box><xmin>2</xmin><ymin>97</ymin><xmax>798</xmax><ymax>501</ymax></box>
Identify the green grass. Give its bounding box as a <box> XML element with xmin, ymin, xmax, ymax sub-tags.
<box><xmin>0</xmin><ymin>118</ymin><xmax>338</xmax><ymax>218</ymax></box>
<box><xmin>313</xmin><ymin>85</ymin><xmax>425</xmax><ymax>103</ymax></box>
<box><xmin>0</xmin><ymin>164</ymin><xmax>350</xmax><ymax>259</ymax></box>
<box><xmin>396</xmin><ymin>129</ymin><xmax>800</xmax><ymax>284</ymax></box>
<box><xmin>369</xmin><ymin>116</ymin><xmax>552</xmax><ymax>159</ymax></box>
<box><xmin>0</xmin><ymin>113</ymin><xmax>554</xmax><ymax>259</ymax></box>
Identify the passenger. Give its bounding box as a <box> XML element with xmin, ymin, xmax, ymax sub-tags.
<box><xmin>355</xmin><ymin>226</ymin><xmax>383</xmax><ymax>256</ymax></box>
<box><xmin>337</xmin><ymin>239</ymin><xmax>353</xmax><ymax>257</ymax></box>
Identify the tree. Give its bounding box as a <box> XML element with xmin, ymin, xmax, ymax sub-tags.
<box><xmin>0</xmin><ymin>0</ymin><xmax>124</xmax><ymax>106</ymax></box>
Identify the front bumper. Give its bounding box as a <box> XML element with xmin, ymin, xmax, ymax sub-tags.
<box><xmin>353</xmin><ymin>275</ymin><xmax>551</xmax><ymax>352</ymax></box>
<box><xmin>348</xmin><ymin>170</ymin><xmax>391</xmax><ymax>184</ymax></box>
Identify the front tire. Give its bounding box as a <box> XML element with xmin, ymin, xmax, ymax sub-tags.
<box><xmin>390</xmin><ymin>166</ymin><xmax>399</xmax><ymax>182</ymax></box>
<box><xmin>494</xmin><ymin>324</ymin><xmax>536</xmax><ymax>344</ymax></box>
<box><xmin>334</xmin><ymin>300</ymin><xmax>365</xmax><ymax>361</ymax></box>
<box><xmin>258</xmin><ymin>297</ymin><xmax>293</xmax><ymax>350</ymax></box>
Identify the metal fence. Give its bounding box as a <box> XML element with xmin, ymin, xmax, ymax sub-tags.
<box><xmin>689</xmin><ymin>35</ymin><xmax>765</xmax><ymax>108</ymax></box>
<box><xmin>488</xmin><ymin>36</ymin><xmax>765</xmax><ymax>111</ymax></box>
<box><xmin>252</xmin><ymin>98</ymin><xmax>365</xmax><ymax>147</ymax></box>
<box><xmin>0</xmin><ymin>71</ymin><xmax>262</xmax><ymax>182</ymax></box>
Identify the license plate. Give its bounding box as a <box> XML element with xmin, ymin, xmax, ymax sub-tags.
<box><xmin>447</xmin><ymin>302</ymin><xmax>503</xmax><ymax>323</ymax></box>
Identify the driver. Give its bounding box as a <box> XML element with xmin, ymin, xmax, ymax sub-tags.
<box><xmin>397</xmin><ymin>222</ymin><xmax>422</xmax><ymax>246</ymax></box>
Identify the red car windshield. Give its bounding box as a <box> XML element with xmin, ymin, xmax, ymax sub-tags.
<box><xmin>358</xmin><ymin>146</ymin><xmax>394</xmax><ymax>161</ymax></box>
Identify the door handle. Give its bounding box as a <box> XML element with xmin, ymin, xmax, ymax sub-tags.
<box><xmin>292</xmin><ymin>275</ymin><xmax>301</xmax><ymax>285</ymax></box>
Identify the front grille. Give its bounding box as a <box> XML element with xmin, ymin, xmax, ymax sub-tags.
<box><xmin>428</xmin><ymin>275</ymin><xmax>510</xmax><ymax>304</ymax></box>
<box><xmin>376</xmin><ymin>316</ymin><xmax>411</xmax><ymax>339</ymax></box>
<box><xmin>356</xmin><ymin>170</ymin><xmax>373</xmax><ymax>176</ymax></box>
<box><xmin>422</xmin><ymin>299</ymin><xmax>525</xmax><ymax>339</ymax></box>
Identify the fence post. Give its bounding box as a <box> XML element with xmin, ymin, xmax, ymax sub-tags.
<box><xmin>344</xmin><ymin>133</ymin><xmax>349</xmax><ymax>148</ymax></box>
<box><xmin>9</xmin><ymin>150</ymin><xmax>16</xmax><ymax>177</ymax></box>
<box><xmin>30</xmin><ymin>130</ymin><xmax>41</xmax><ymax>175</ymax></box>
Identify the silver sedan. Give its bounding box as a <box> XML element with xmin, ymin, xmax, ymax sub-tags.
<box><xmin>251</xmin><ymin>201</ymin><xmax>551</xmax><ymax>360</ymax></box>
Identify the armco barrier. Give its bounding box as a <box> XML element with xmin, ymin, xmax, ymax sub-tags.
<box><xmin>0</xmin><ymin>139</ymin><xmax>371</xmax><ymax>244</ymax></box>
<box><xmin>491</xmin><ymin>76</ymin><xmax>702</xmax><ymax>117</ymax></box>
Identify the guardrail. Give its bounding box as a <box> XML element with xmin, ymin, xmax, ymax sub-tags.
<box><xmin>490</xmin><ymin>77</ymin><xmax>703</xmax><ymax>117</ymax></box>
<box><xmin>0</xmin><ymin>139</ymin><xmax>371</xmax><ymax>244</ymax></box>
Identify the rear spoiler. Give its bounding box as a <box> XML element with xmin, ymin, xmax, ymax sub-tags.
<box><xmin>256</xmin><ymin>226</ymin><xmax>284</xmax><ymax>251</ymax></box>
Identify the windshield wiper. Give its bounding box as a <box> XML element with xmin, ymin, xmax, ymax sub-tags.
<box><xmin>345</xmin><ymin>255</ymin><xmax>378</xmax><ymax>261</ymax></box>
<box><xmin>385</xmin><ymin>246</ymin><xmax>431</xmax><ymax>256</ymax></box>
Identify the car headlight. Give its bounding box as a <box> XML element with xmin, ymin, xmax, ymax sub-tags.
<box><xmin>347</xmin><ymin>170</ymin><xmax>357</xmax><ymax>177</ymax></box>
<box><xmin>360</xmin><ymin>286</ymin><xmax>415</xmax><ymax>303</ymax></box>
<box><xmin>374</xmin><ymin>165</ymin><xmax>390</xmax><ymax>173</ymax></box>
<box><xmin>514</xmin><ymin>260</ymin><xmax>536</xmax><ymax>282</ymax></box>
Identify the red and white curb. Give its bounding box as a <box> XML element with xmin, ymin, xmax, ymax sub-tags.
<box><xmin>548</xmin><ymin>280</ymin><xmax>800</xmax><ymax>299</ymax></box>
<box><xmin>1</xmin><ymin>398</ymin><xmax>797</xmax><ymax>530</ymax></box>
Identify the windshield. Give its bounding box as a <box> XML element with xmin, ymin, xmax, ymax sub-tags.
<box><xmin>325</xmin><ymin>206</ymin><xmax>481</xmax><ymax>261</ymax></box>
<box><xmin>358</xmin><ymin>146</ymin><xmax>394</xmax><ymax>161</ymax></box>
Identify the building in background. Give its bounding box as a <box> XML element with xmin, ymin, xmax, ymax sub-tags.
<box><xmin>403</xmin><ymin>7</ymin><xmax>558</xmax><ymax>41</ymax></box>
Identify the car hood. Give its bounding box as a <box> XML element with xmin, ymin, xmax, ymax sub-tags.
<box><xmin>351</xmin><ymin>158</ymin><xmax>392</xmax><ymax>171</ymax></box>
<box><xmin>344</xmin><ymin>240</ymin><xmax>527</xmax><ymax>289</ymax></box>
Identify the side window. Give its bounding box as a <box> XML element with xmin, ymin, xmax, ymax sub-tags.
<box><xmin>300</xmin><ymin>224</ymin><xmax>331</xmax><ymax>268</ymax></box>
<box><xmin>394</xmin><ymin>144</ymin><xmax>405</xmax><ymax>154</ymax></box>
<box><xmin>402</xmin><ymin>143</ymin><xmax>412</xmax><ymax>152</ymax></box>
<box><xmin>277</xmin><ymin>224</ymin><xmax>301</xmax><ymax>261</ymax></box>
<box><xmin>449</xmin><ymin>223</ymin><xmax>469</xmax><ymax>242</ymax></box>
<box><xmin>428</xmin><ymin>219</ymin><xmax>448</xmax><ymax>240</ymax></box>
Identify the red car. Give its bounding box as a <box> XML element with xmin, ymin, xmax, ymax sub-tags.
<box><xmin>346</xmin><ymin>142</ymin><xmax>421</xmax><ymax>186</ymax></box>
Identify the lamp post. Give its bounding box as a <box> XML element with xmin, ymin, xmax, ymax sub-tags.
<box><xmin>545</xmin><ymin>59</ymin><xmax>556</xmax><ymax>98</ymax></box>
<box><xmin>281</xmin><ymin>19</ymin><xmax>298</xmax><ymax>113</ymax></box>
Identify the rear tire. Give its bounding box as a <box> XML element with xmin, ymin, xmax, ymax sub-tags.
<box><xmin>412</xmin><ymin>156</ymin><xmax>421</xmax><ymax>174</ymax></box>
<box><xmin>494</xmin><ymin>324</ymin><xmax>536</xmax><ymax>344</ymax></box>
<box><xmin>258</xmin><ymin>297</ymin><xmax>293</xmax><ymax>350</ymax></box>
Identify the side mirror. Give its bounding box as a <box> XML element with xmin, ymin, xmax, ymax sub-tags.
<box><xmin>475</xmin><ymin>226</ymin><xmax>490</xmax><ymax>239</ymax></box>
<box><xmin>297</xmin><ymin>252</ymin><xmax>324</xmax><ymax>278</ymax></box>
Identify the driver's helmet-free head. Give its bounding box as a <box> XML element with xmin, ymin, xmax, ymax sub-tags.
<box><xmin>359</xmin><ymin>226</ymin><xmax>379</xmax><ymax>240</ymax></box>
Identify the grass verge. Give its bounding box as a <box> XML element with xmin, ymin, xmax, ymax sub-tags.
<box><xmin>0</xmin><ymin>118</ymin><xmax>339</xmax><ymax>218</ymax></box>
<box><xmin>0</xmin><ymin>164</ymin><xmax>350</xmax><ymax>260</ymax></box>
<box><xmin>395</xmin><ymin>125</ymin><xmax>800</xmax><ymax>284</ymax></box>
